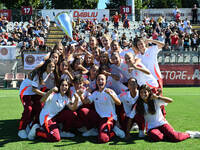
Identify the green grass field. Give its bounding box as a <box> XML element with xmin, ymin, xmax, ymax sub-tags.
<box><xmin>0</xmin><ymin>87</ymin><xmax>200</xmax><ymax>150</ymax></box>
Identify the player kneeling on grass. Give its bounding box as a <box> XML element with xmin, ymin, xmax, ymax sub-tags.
<box><xmin>136</xmin><ymin>84</ymin><xmax>200</xmax><ymax>142</ymax></box>
<box><xmin>82</xmin><ymin>74</ymin><xmax>125</xmax><ymax>143</ymax></box>
<box><xmin>119</xmin><ymin>77</ymin><xmax>145</xmax><ymax>139</ymax></box>
<box><xmin>18</xmin><ymin>74</ymin><xmax>39</xmax><ymax>139</ymax></box>
<box><xmin>28</xmin><ymin>79</ymin><xmax>80</xmax><ymax>142</ymax></box>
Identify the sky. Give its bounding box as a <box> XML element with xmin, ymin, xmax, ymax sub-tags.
<box><xmin>97</xmin><ymin>0</ymin><xmax>109</xmax><ymax>9</ymax></box>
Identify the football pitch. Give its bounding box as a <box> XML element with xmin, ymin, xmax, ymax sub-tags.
<box><xmin>0</xmin><ymin>87</ymin><xmax>199</xmax><ymax>150</ymax></box>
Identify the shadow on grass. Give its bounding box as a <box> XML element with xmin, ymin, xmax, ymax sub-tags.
<box><xmin>0</xmin><ymin>119</ymin><xmax>146</xmax><ymax>147</ymax></box>
<box><xmin>0</xmin><ymin>119</ymin><xmax>22</xmax><ymax>147</ymax></box>
<box><xmin>0</xmin><ymin>119</ymin><xmax>99</xmax><ymax>147</ymax></box>
<box><xmin>53</xmin><ymin>132</ymin><xmax>145</xmax><ymax>147</ymax></box>
<box><xmin>109</xmin><ymin>132</ymin><xmax>142</xmax><ymax>145</ymax></box>
<box><xmin>28</xmin><ymin>130</ymin><xmax>99</xmax><ymax>147</ymax></box>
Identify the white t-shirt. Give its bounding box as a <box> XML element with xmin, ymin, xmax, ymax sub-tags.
<box><xmin>130</xmin><ymin>63</ymin><xmax>159</xmax><ymax>88</ymax></box>
<box><xmin>61</xmin><ymin>74</ymin><xmax>71</xmax><ymax>81</ymax></box>
<box><xmin>39</xmin><ymin>93</ymin><xmax>73</xmax><ymax>125</ymax></box>
<box><xmin>108</xmin><ymin>48</ymin><xmax>133</xmax><ymax>60</ymax></box>
<box><xmin>110</xmin><ymin>63</ymin><xmax>130</xmax><ymax>83</ymax></box>
<box><xmin>111</xmin><ymin>33</ymin><xmax>118</xmax><ymax>41</ymax></box>
<box><xmin>88</xmin><ymin>88</ymin><xmax>118</xmax><ymax>120</ymax></box>
<box><xmin>144</xmin><ymin>100</ymin><xmax>168</xmax><ymax>131</ymax></box>
<box><xmin>183</xmin><ymin>20</ymin><xmax>188</xmax><ymax>27</ymax></box>
<box><xmin>106</xmin><ymin>76</ymin><xmax>128</xmax><ymax>95</ymax></box>
<box><xmin>32</xmin><ymin>72</ymin><xmax>55</xmax><ymax>90</ymax></box>
<box><xmin>179</xmin><ymin>26</ymin><xmax>185</xmax><ymax>32</ymax></box>
<box><xmin>119</xmin><ymin>91</ymin><xmax>139</xmax><ymax>118</ymax></box>
<box><xmin>102</xmin><ymin>47</ymin><xmax>111</xmax><ymax>53</ymax></box>
<box><xmin>19</xmin><ymin>78</ymin><xmax>37</xmax><ymax>95</ymax></box>
<box><xmin>119</xmin><ymin>48</ymin><xmax>135</xmax><ymax>63</ymax></box>
<box><xmin>173</xmin><ymin>9</ymin><xmax>179</xmax><ymax>16</ymax></box>
<box><xmin>88</xmin><ymin>78</ymin><xmax>97</xmax><ymax>91</ymax></box>
<box><xmin>94</xmin><ymin>59</ymin><xmax>100</xmax><ymax>66</ymax></box>
<box><xmin>70</xmin><ymin>86</ymin><xmax>91</xmax><ymax>108</ymax></box>
<box><xmin>136</xmin><ymin>45</ymin><xmax>162</xmax><ymax>81</ymax></box>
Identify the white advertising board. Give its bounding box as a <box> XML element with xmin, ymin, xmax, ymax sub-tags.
<box><xmin>23</xmin><ymin>53</ymin><xmax>48</xmax><ymax>70</ymax></box>
<box><xmin>0</xmin><ymin>46</ymin><xmax>16</xmax><ymax>60</ymax></box>
<box><xmin>41</xmin><ymin>9</ymin><xmax>110</xmax><ymax>22</ymax></box>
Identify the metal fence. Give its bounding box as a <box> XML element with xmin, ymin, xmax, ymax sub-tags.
<box><xmin>158</xmin><ymin>50</ymin><xmax>200</xmax><ymax>64</ymax></box>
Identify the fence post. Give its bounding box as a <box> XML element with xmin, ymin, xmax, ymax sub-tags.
<box><xmin>190</xmin><ymin>52</ymin><xmax>193</xmax><ymax>64</ymax></box>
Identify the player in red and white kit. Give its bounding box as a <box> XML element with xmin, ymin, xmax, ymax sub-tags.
<box><xmin>28</xmin><ymin>79</ymin><xmax>80</xmax><ymax>142</ymax></box>
<box><xmin>135</xmin><ymin>85</ymin><xmax>200</xmax><ymax>142</ymax></box>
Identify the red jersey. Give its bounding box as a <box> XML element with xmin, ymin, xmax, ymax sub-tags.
<box><xmin>113</xmin><ymin>15</ymin><xmax>120</xmax><ymax>23</ymax></box>
<box><xmin>171</xmin><ymin>35</ymin><xmax>179</xmax><ymax>45</ymax></box>
<box><xmin>102</xmin><ymin>17</ymin><xmax>108</xmax><ymax>22</ymax></box>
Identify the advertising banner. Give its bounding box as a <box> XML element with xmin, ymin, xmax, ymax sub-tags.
<box><xmin>41</xmin><ymin>9</ymin><xmax>110</xmax><ymax>22</ymax></box>
<box><xmin>0</xmin><ymin>9</ymin><xmax>12</xmax><ymax>21</ymax></box>
<box><xmin>0</xmin><ymin>46</ymin><xmax>16</xmax><ymax>60</ymax></box>
<box><xmin>23</xmin><ymin>53</ymin><xmax>48</xmax><ymax>70</ymax></box>
<box><xmin>140</xmin><ymin>8</ymin><xmax>200</xmax><ymax>21</ymax></box>
<box><xmin>160</xmin><ymin>64</ymin><xmax>200</xmax><ymax>86</ymax></box>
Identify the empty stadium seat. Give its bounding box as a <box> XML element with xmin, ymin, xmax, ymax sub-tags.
<box><xmin>4</xmin><ymin>73</ymin><xmax>14</xmax><ymax>81</ymax></box>
<box><xmin>4</xmin><ymin>73</ymin><xmax>14</xmax><ymax>88</ymax></box>
<box><xmin>15</xmin><ymin>73</ymin><xmax>25</xmax><ymax>81</ymax></box>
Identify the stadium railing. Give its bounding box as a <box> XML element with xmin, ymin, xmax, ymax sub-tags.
<box><xmin>158</xmin><ymin>51</ymin><xmax>200</xmax><ymax>64</ymax></box>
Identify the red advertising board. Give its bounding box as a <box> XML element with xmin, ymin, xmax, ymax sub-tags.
<box><xmin>21</xmin><ymin>6</ymin><xmax>32</xmax><ymax>15</ymax></box>
<box><xmin>120</xmin><ymin>6</ymin><xmax>132</xmax><ymax>15</ymax></box>
<box><xmin>159</xmin><ymin>64</ymin><xmax>200</xmax><ymax>86</ymax></box>
<box><xmin>0</xmin><ymin>9</ymin><xmax>12</xmax><ymax>21</ymax></box>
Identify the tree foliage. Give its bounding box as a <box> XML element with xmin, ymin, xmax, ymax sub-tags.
<box><xmin>106</xmin><ymin>0</ymin><xmax>150</xmax><ymax>10</ymax></box>
<box><xmin>1</xmin><ymin>0</ymin><xmax>41</xmax><ymax>9</ymax></box>
<box><xmin>148</xmin><ymin>0</ymin><xmax>184</xmax><ymax>8</ymax></box>
<box><xmin>51</xmin><ymin>0</ymin><xmax>99</xmax><ymax>9</ymax></box>
<box><xmin>1</xmin><ymin>0</ymin><xmax>99</xmax><ymax>9</ymax></box>
<box><xmin>181</xmin><ymin>0</ymin><xmax>199</xmax><ymax>8</ymax></box>
<box><xmin>106</xmin><ymin>0</ymin><xmax>200</xmax><ymax>9</ymax></box>
<box><xmin>106</xmin><ymin>0</ymin><xmax>126</xmax><ymax>9</ymax></box>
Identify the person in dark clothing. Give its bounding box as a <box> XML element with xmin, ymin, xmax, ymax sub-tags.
<box><xmin>192</xmin><ymin>4</ymin><xmax>198</xmax><ymax>24</ymax></box>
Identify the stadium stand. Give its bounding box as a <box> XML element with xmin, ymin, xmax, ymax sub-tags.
<box><xmin>0</xmin><ymin>10</ymin><xmax>200</xmax><ymax>88</ymax></box>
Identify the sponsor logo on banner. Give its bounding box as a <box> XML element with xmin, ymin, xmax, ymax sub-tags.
<box><xmin>160</xmin><ymin>64</ymin><xmax>200</xmax><ymax>86</ymax></box>
<box><xmin>0</xmin><ymin>46</ymin><xmax>16</xmax><ymax>60</ymax></box>
<box><xmin>73</xmin><ymin>11</ymin><xmax>98</xmax><ymax>18</ymax></box>
<box><xmin>0</xmin><ymin>48</ymin><xmax>8</xmax><ymax>55</ymax></box>
<box><xmin>25</xmin><ymin>55</ymin><xmax>35</xmax><ymax>65</ymax></box>
<box><xmin>24</xmin><ymin>53</ymin><xmax>48</xmax><ymax>70</ymax></box>
<box><xmin>41</xmin><ymin>9</ymin><xmax>109</xmax><ymax>22</ymax></box>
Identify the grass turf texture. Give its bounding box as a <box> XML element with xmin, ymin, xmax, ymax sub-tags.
<box><xmin>0</xmin><ymin>87</ymin><xmax>199</xmax><ymax>150</ymax></box>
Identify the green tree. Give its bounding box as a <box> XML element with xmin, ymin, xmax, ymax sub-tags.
<box><xmin>51</xmin><ymin>0</ymin><xmax>99</xmax><ymax>9</ymax></box>
<box><xmin>149</xmin><ymin>0</ymin><xmax>182</xmax><ymax>8</ymax></box>
<box><xmin>106</xmin><ymin>0</ymin><xmax>150</xmax><ymax>10</ymax></box>
<box><xmin>1</xmin><ymin>0</ymin><xmax>41</xmax><ymax>9</ymax></box>
<box><xmin>182</xmin><ymin>0</ymin><xmax>199</xmax><ymax>8</ymax></box>
<box><xmin>134</xmin><ymin>0</ymin><xmax>150</xmax><ymax>20</ymax></box>
<box><xmin>106</xmin><ymin>0</ymin><xmax>126</xmax><ymax>9</ymax></box>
